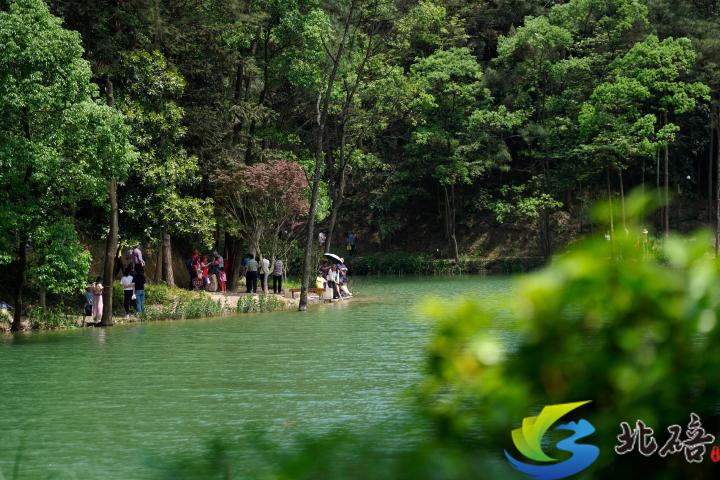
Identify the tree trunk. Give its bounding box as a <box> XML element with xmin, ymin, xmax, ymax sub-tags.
<box><xmin>101</xmin><ymin>178</ymin><xmax>118</xmax><ymax>326</ymax></box>
<box><xmin>324</xmin><ymin>39</ymin><xmax>374</xmax><ymax>253</ymax></box>
<box><xmin>641</xmin><ymin>156</ymin><xmax>645</xmax><ymax>195</ymax></box>
<box><xmin>101</xmin><ymin>77</ymin><xmax>117</xmax><ymax>327</ymax></box>
<box><xmin>709</xmin><ymin>107</ymin><xmax>716</xmax><ymax>224</ymax></box>
<box><xmin>10</xmin><ymin>239</ymin><xmax>27</xmax><ymax>332</ymax></box>
<box><xmin>300</xmin><ymin>124</ymin><xmax>324</xmax><ymax>310</ymax></box>
<box><xmin>299</xmin><ymin>0</ymin><xmax>356</xmax><ymax>311</ymax></box>
<box><xmin>607</xmin><ymin>166</ymin><xmax>615</xmax><ymax>241</ymax></box>
<box><xmin>618</xmin><ymin>168</ymin><xmax>626</xmax><ymax>233</ymax></box>
<box><xmin>540</xmin><ymin>158</ymin><xmax>552</xmax><ymax>258</ymax></box>
<box><xmin>663</xmin><ymin>111</ymin><xmax>670</xmax><ymax>238</ymax></box>
<box><xmin>656</xmin><ymin>150</ymin><xmax>661</xmax><ymax>231</ymax></box>
<box><xmin>214</xmin><ymin>224</ymin><xmax>221</xmax><ymax>253</ymax></box>
<box><xmin>325</xmin><ymin>149</ymin><xmax>349</xmax><ymax>254</ymax></box>
<box><xmin>442</xmin><ymin>186</ymin><xmax>450</xmax><ymax>243</ymax></box>
<box><xmin>228</xmin><ymin>236</ymin><xmax>243</xmax><ymax>292</ymax></box>
<box><xmin>162</xmin><ymin>231</ymin><xmax>174</xmax><ymax>288</ymax></box>
<box><xmin>39</xmin><ymin>288</ymin><xmax>46</xmax><ymax>313</ymax></box>
<box><xmin>715</xmin><ymin>117</ymin><xmax>720</xmax><ymax>256</ymax></box>
<box><xmin>448</xmin><ymin>185</ymin><xmax>459</xmax><ymax>262</ymax></box>
<box><xmin>155</xmin><ymin>240</ymin><xmax>163</xmax><ymax>283</ymax></box>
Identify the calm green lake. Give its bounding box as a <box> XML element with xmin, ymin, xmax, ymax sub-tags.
<box><xmin>0</xmin><ymin>276</ymin><xmax>515</xmax><ymax>479</ymax></box>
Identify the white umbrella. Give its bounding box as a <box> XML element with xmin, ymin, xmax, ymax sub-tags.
<box><xmin>323</xmin><ymin>253</ymin><xmax>344</xmax><ymax>264</ymax></box>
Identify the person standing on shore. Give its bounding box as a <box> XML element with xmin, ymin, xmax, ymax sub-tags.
<box><xmin>213</xmin><ymin>250</ymin><xmax>224</xmax><ymax>270</ymax></box>
<box><xmin>272</xmin><ymin>258</ymin><xmax>283</xmax><ymax>294</ymax></box>
<box><xmin>346</xmin><ymin>231</ymin><xmax>356</xmax><ymax>256</ymax></box>
<box><xmin>90</xmin><ymin>277</ymin><xmax>103</xmax><ymax>323</ymax></box>
<box><xmin>188</xmin><ymin>249</ymin><xmax>200</xmax><ymax>290</ymax></box>
<box><xmin>326</xmin><ymin>264</ymin><xmax>341</xmax><ymax>300</ymax></box>
<box><xmin>201</xmin><ymin>255</ymin><xmax>210</xmax><ymax>291</ymax></box>
<box><xmin>83</xmin><ymin>286</ymin><xmax>93</xmax><ymax>320</ymax></box>
<box><xmin>246</xmin><ymin>255</ymin><xmax>259</xmax><ymax>293</ymax></box>
<box><xmin>132</xmin><ymin>244</ymin><xmax>146</xmax><ymax>272</ymax></box>
<box><xmin>260</xmin><ymin>255</ymin><xmax>270</xmax><ymax>293</ymax></box>
<box><xmin>133</xmin><ymin>269</ymin><xmax>146</xmax><ymax>314</ymax></box>
<box><xmin>120</xmin><ymin>267</ymin><xmax>135</xmax><ymax>318</ymax></box>
<box><xmin>218</xmin><ymin>267</ymin><xmax>227</xmax><ymax>293</ymax></box>
<box><xmin>241</xmin><ymin>252</ymin><xmax>251</xmax><ymax>287</ymax></box>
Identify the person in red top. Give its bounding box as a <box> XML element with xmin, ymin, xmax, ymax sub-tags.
<box><xmin>188</xmin><ymin>249</ymin><xmax>202</xmax><ymax>290</ymax></box>
<box><xmin>201</xmin><ymin>255</ymin><xmax>210</xmax><ymax>290</ymax></box>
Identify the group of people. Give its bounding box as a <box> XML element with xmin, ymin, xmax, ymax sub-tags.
<box><xmin>316</xmin><ymin>260</ymin><xmax>351</xmax><ymax>300</ymax></box>
<box><xmin>186</xmin><ymin>249</ymin><xmax>285</xmax><ymax>295</ymax></box>
<box><xmin>82</xmin><ymin>239</ymin><xmax>352</xmax><ymax>323</ymax></box>
<box><xmin>187</xmin><ymin>250</ymin><xmax>227</xmax><ymax>292</ymax></box>
<box><xmin>85</xmin><ymin>244</ymin><xmax>146</xmax><ymax>322</ymax></box>
<box><xmin>242</xmin><ymin>254</ymin><xmax>284</xmax><ymax>294</ymax></box>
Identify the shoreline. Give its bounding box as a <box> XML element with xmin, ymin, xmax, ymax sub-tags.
<box><xmin>0</xmin><ymin>289</ymin><xmax>332</xmax><ymax>334</ymax></box>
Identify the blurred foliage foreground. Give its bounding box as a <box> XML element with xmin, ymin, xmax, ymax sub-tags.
<box><xmin>155</xmin><ymin>194</ymin><xmax>720</xmax><ymax>479</ymax></box>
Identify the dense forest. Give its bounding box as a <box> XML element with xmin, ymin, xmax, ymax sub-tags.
<box><xmin>2</xmin><ymin>0</ymin><xmax>720</xmax><ymax>325</ymax></box>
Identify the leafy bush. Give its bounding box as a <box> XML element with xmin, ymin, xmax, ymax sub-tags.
<box><xmin>138</xmin><ymin>304</ymin><xmax>181</xmax><ymax>322</ymax></box>
<box><xmin>183</xmin><ymin>297</ymin><xmax>224</xmax><ymax>319</ymax></box>
<box><xmin>27</xmin><ymin>307</ymin><xmax>78</xmax><ymax>330</ymax></box>
<box><xmin>136</xmin><ymin>292</ymin><xmax>227</xmax><ymax>321</ymax></box>
<box><xmin>27</xmin><ymin>220</ymin><xmax>92</xmax><ymax>298</ymax></box>
<box><xmin>144</xmin><ymin>283</ymin><xmax>173</xmax><ymax>306</ymax></box>
<box><xmin>420</xmin><ymin>199</ymin><xmax>720</xmax><ymax>478</ymax></box>
<box><xmin>237</xmin><ymin>294</ymin><xmax>286</xmax><ymax>313</ymax></box>
<box><xmin>114</xmin><ymin>282</ymin><xmax>198</xmax><ymax>313</ymax></box>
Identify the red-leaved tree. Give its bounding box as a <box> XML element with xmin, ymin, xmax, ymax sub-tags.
<box><xmin>217</xmin><ymin>160</ymin><xmax>309</xmax><ymax>290</ymax></box>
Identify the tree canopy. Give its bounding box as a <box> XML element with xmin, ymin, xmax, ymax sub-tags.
<box><xmin>0</xmin><ymin>0</ymin><xmax>134</xmax><ymax>328</ymax></box>
<box><xmin>2</xmin><ymin>0</ymin><xmax>719</xmax><ymax>301</ymax></box>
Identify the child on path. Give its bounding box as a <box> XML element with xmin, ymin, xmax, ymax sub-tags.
<box><xmin>218</xmin><ymin>267</ymin><xmax>227</xmax><ymax>293</ymax></box>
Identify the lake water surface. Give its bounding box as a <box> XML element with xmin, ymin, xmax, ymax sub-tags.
<box><xmin>0</xmin><ymin>276</ymin><xmax>515</xmax><ymax>479</ymax></box>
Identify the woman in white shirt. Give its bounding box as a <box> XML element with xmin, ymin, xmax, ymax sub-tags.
<box><xmin>259</xmin><ymin>256</ymin><xmax>270</xmax><ymax>292</ymax></box>
<box><xmin>326</xmin><ymin>264</ymin><xmax>341</xmax><ymax>299</ymax></box>
<box><xmin>120</xmin><ymin>266</ymin><xmax>135</xmax><ymax>318</ymax></box>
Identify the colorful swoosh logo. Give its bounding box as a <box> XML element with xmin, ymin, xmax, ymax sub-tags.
<box><xmin>504</xmin><ymin>401</ymin><xmax>599</xmax><ymax>480</ymax></box>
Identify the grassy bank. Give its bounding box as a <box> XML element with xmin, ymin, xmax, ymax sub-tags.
<box><xmin>0</xmin><ymin>284</ymin><xmax>288</xmax><ymax>333</ymax></box>
<box><xmin>112</xmin><ymin>284</ymin><xmax>289</xmax><ymax>321</ymax></box>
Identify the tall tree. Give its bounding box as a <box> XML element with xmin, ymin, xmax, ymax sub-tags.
<box><xmin>0</xmin><ymin>0</ymin><xmax>134</xmax><ymax>330</ymax></box>
<box><xmin>323</xmin><ymin>1</ymin><xmax>396</xmax><ymax>252</ymax></box>
<box><xmin>117</xmin><ymin>50</ymin><xmax>214</xmax><ymax>286</ymax></box>
<box><xmin>217</xmin><ymin>160</ymin><xmax>309</xmax><ymax>289</ymax></box>
<box><xmin>610</xmin><ymin>35</ymin><xmax>710</xmax><ymax>235</ymax></box>
<box><xmin>299</xmin><ymin>0</ymin><xmax>357</xmax><ymax>310</ymax></box>
<box><xmin>408</xmin><ymin>47</ymin><xmax>489</xmax><ymax>261</ymax></box>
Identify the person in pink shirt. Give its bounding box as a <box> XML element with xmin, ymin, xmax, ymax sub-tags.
<box><xmin>218</xmin><ymin>267</ymin><xmax>227</xmax><ymax>292</ymax></box>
